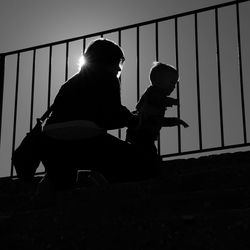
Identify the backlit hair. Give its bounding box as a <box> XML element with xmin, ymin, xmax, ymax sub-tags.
<box><xmin>84</xmin><ymin>38</ymin><xmax>125</xmax><ymax>65</ymax></box>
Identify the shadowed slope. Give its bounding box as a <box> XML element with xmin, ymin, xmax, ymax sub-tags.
<box><xmin>0</xmin><ymin>151</ymin><xmax>250</xmax><ymax>249</ymax></box>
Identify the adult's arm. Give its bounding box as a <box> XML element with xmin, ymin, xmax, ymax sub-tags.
<box><xmin>98</xmin><ymin>74</ymin><xmax>139</xmax><ymax>130</ymax></box>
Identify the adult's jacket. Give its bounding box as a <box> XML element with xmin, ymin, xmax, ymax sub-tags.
<box><xmin>46</xmin><ymin>66</ymin><xmax>138</xmax><ymax>130</ymax></box>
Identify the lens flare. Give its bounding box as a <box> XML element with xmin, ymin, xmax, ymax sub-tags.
<box><xmin>78</xmin><ymin>55</ymin><xmax>86</xmax><ymax>70</ymax></box>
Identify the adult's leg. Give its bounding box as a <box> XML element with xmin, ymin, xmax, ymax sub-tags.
<box><xmin>41</xmin><ymin>135</ymin><xmax>78</xmax><ymax>190</ymax></box>
<box><xmin>41</xmin><ymin>133</ymin><xmax>159</xmax><ymax>189</ymax></box>
<box><xmin>80</xmin><ymin>133</ymin><xmax>159</xmax><ymax>183</ymax></box>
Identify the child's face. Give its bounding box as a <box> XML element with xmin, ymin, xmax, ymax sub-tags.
<box><xmin>159</xmin><ymin>71</ymin><xmax>178</xmax><ymax>95</ymax></box>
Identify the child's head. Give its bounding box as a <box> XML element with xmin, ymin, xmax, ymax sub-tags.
<box><xmin>149</xmin><ymin>62</ymin><xmax>179</xmax><ymax>94</ymax></box>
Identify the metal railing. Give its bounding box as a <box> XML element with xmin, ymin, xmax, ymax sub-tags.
<box><xmin>0</xmin><ymin>0</ymin><xmax>250</xmax><ymax>177</ymax></box>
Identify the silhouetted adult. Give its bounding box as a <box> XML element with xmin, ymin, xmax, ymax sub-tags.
<box><xmin>41</xmin><ymin>38</ymin><xmax>159</xmax><ymax>190</ymax></box>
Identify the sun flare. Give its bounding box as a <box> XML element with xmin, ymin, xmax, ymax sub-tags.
<box><xmin>78</xmin><ymin>55</ymin><xmax>86</xmax><ymax>70</ymax></box>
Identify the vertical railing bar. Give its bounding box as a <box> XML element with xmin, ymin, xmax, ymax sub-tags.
<box><xmin>194</xmin><ymin>13</ymin><xmax>203</xmax><ymax>150</ymax></box>
<box><xmin>236</xmin><ymin>2</ymin><xmax>247</xmax><ymax>143</ymax></box>
<box><xmin>155</xmin><ymin>22</ymin><xmax>161</xmax><ymax>155</ymax></box>
<box><xmin>83</xmin><ymin>38</ymin><xmax>86</xmax><ymax>53</ymax></box>
<box><xmin>11</xmin><ymin>53</ymin><xmax>20</xmax><ymax>177</ymax></box>
<box><xmin>0</xmin><ymin>55</ymin><xmax>5</xmax><ymax>149</ymax></box>
<box><xmin>136</xmin><ymin>26</ymin><xmax>140</xmax><ymax>102</ymax></box>
<box><xmin>30</xmin><ymin>49</ymin><xmax>36</xmax><ymax>131</ymax></box>
<box><xmin>175</xmin><ymin>17</ymin><xmax>181</xmax><ymax>153</ymax></box>
<box><xmin>215</xmin><ymin>8</ymin><xmax>225</xmax><ymax>147</ymax></box>
<box><xmin>47</xmin><ymin>45</ymin><xmax>52</xmax><ymax>109</ymax></box>
<box><xmin>155</xmin><ymin>22</ymin><xmax>159</xmax><ymax>61</ymax></box>
<box><xmin>118</xmin><ymin>30</ymin><xmax>122</xmax><ymax>139</ymax></box>
<box><xmin>65</xmin><ymin>42</ymin><xmax>69</xmax><ymax>81</ymax></box>
<box><xmin>118</xmin><ymin>29</ymin><xmax>121</xmax><ymax>53</ymax></box>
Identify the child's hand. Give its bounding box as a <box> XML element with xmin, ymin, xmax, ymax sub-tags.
<box><xmin>165</xmin><ymin>97</ymin><xmax>178</xmax><ymax>107</ymax></box>
<box><xmin>180</xmin><ymin>119</ymin><xmax>189</xmax><ymax>128</ymax></box>
<box><xmin>131</xmin><ymin>110</ymin><xmax>139</xmax><ymax>115</ymax></box>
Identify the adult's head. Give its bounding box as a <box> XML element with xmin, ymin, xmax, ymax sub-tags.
<box><xmin>82</xmin><ymin>38</ymin><xmax>125</xmax><ymax>76</ymax></box>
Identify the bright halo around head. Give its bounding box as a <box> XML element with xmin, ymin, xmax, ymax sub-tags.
<box><xmin>78</xmin><ymin>55</ymin><xmax>86</xmax><ymax>70</ymax></box>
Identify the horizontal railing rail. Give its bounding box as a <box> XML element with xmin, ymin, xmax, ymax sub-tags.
<box><xmin>1</xmin><ymin>0</ymin><xmax>249</xmax><ymax>57</ymax></box>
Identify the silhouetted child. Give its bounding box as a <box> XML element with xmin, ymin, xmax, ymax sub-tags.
<box><xmin>126</xmin><ymin>62</ymin><xmax>189</xmax><ymax>156</ymax></box>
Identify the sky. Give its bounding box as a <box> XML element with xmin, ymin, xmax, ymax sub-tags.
<box><xmin>0</xmin><ymin>0</ymin><xmax>250</xmax><ymax>177</ymax></box>
<box><xmin>0</xmin><ymin>0</ymin><xmax>231</xmax><ymax>53</ymax></box>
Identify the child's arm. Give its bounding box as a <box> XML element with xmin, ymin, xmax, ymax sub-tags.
<box><xmin>161</xmin><ymin>117</ymin><xmax>189</xmax><ymax>128</ymax></box>
<box><xmin>164</xmin><ymin>97</ymin><xmax>178</xmax><ymax>108</ymax></box>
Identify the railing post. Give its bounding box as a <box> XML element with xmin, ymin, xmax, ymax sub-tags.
<box><xmin>11</xmin><ymin>53</ymin><xmax>20</xmax><ymax>177</ymax></box>
<box><xmin>47</xmin><ymin>46</ymin><xmax>53</xmax><ymax>109</ymax></box>
<box><xmin>194</xmin><ymin>13</ymin><xmax>203</xmax><ymax>150</ymax></box>
<box><xmin>118</xmin><ymin>30</ymin><xmax>122</xmax><ymax>139</ymax></box>
<box><xmin>236</xmin><ymin>1</ymin><xmax>247</xmax><ymax>144</ymax></box>
<box><xmin>215</xmin><ymin>8</ymin><xmax>225</xmax><ymax>147</ymax></box>
<box><xmin>65</xmin><ymin>42</ymin><xmax>69</xmax><ymax>81</ymax></box>
<box><xmin>0</xmin><ymin>54</ymin><xmax>5</xmax><ymax>148</ymax></box>
<box><xmin>155</xmin><ymin>22</ymin><xmax>161</xmax><ymax>156</ymax></box>
<box><xmin>175</xmin><ymin>17</ymin><xmax>182</xmax><ymax>153</ymax></box>
<box><xmin>30</xmin><ymin>49</ymin><xmax>36</xmax><ymax>131</ymax></box>
<box><xmin>136</xmin><ymin>26</ymin><xmax>140</xmax><ymax>102</ymax></box>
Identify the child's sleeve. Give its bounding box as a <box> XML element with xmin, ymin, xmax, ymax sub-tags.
<box><xmin>163</xmin><ymin>97</ymin><xmax>178</xmax><ymax>107</ymax></box>
<box><xmin>161</xmin><ymin>117</ymin><xmax>179</xmax><ymax>127</ymax></box>
<box><xmin>161</xmin><ymin>117</ymin><xmax>189</xmax><ymax>128</ymax></box>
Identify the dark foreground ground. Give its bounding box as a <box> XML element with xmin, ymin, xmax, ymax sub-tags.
<box><xmin>0</xmin><ymin>151</ymin><xmax>250</xmax><ymax>250</ymax></box>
